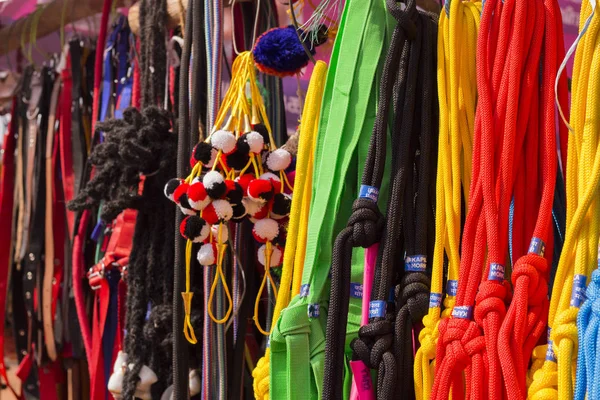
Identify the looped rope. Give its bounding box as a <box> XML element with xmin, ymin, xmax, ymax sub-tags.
<box><xmin>511</xmin><ymin>254</ymin><xmax>549</xmax><ymax>303</ymax></box>
<box><xmin>385</xmin><ymin>0</ymin><xmax>417</xmax><ymax>40</ymax></box>
<box><xmin>351</xmin><ymin>318</ymin><xmax>394</xmax><ymax>369</ymax></box>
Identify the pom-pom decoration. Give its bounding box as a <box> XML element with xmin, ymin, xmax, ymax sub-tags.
<box><xmin>211</xmin><ymin>224</ymin><xmax>229</xmax><ymax>243</ymax></box>
<box><xmin>197</xmin><ymin>243</ymin><xmax>217</xmax><ymax>266</ymax></box>
<box><xmin>257</xmin><ymin>244</ymin><xmax>283</xmax><ymax>267</ymax></box>
<box><xmin>164</xmin><ymin>178</ymin><xmax>183</xmax><ymax>202</ymax></box>
<box><xmin>187</xmin><ymin>181</ymin><xmax>211</xmax><ymax>211</ymax></box>
<box><xmin>247</xmin><ymin>179</ymin><xmax>274</xmax><ymax>202</ymax></box>
<box><xmin>271</xmin><ymin>192</ymin><xmax>292</xmax><ymax>219</ymax></box>
<box><xmin>252</xmin><ymin>218</ymin><xmax>280</xmax><ymax>243</ymax></box>
<box><xmin>203</xmin><ymin>171</ymin><xmax>227</xmax><ymax>199</ymax></box>
<box><xmin>266</xmin><ymin>148</ymin><xmax>292</xmax><ymax>171</ymax></box>
<box><xmin>190</xmin><ymin>142</ymin><xmax>214</xmax><ymax>167</ymax></box>
<box><xmin>180</xmin><ymin>216</ymin><xmax>210</xmax><ymax>243</ymax></box>
<box><xmin>260</xmin><ymin>172</ymin><xmax>283</xmax><ymax>193</ymax></box>
<box><xmin>211</xmin><ymin>130</ymin><xmax>237</xmax><ymax>154</ymax></box>
<box><xmin>202</xmin><ymin>199</ymin><xmax>234</xmax><ymax>224</ymax></box>
<box><xmin>223</xmin><ymin>180</ymin><xmax>244</xmax><ymax>205</ymax></box>
<box><xmin>232</xmin><ymin>203</ymin><xmax>247</xmax><ymax>220</ymax></box>
<box><xmin>242</xmin><ymin>131</ymin><xmax>264</xmax><ymax>153</ymax></box>
<box><xmin>252</xmin><ymin>26</ymin><xmax>316</xmax><ymax>78</ymax></box>
<box><xmin>172</xmin><ymin>182</ymin><xmax>189</xmax><ymax>204</ymax></box>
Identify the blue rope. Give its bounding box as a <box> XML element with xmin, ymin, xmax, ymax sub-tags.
<box><xmin>575</xmin><ymin>268</ymin><xmax>600</xmax><ymax>400</ymax></box>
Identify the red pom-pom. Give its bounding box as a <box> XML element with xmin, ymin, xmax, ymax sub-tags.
<box><xmin>247</xmin><ymin>179</ymin><xmax>274</xmax><ymax>202</ymax></box>
<box><xmin>187</xmin><ymin>182</ymin><xmax>211</xmax><ymax>211</ymax></box>
<box><xmin>235</xmin><ymin>174</ymin><xmax>255</xmax><ymax>194</ymax></box>
<box><xmin>260</xmin><ymin>172</ymin><xmax>282</xmax><ymax>193</ymax></box>
<box><xmin>173</xmin><ymin>182</ymin><xmax>190</xmax><ymax>204</ymax></box>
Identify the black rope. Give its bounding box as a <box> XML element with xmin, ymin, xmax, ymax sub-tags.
<box><xmin>322</xmin><ymin>1</ymin><xmax>417</xmax><ymax>398</ymax></box>
<box><xmin>323</xmin><ymin>1</ymin><xmax>438</xmax><ymax>398</ymax></box>
<box><xmin>173</xmin><ymin>0</ymin><xmax>195</xmax><ymax>397</ymax></box>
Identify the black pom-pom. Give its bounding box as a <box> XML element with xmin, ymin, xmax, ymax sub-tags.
<box><xmin>192</xmin><ymin>142</ymin><xmax>214</xmax><ymax>165</ymax></box>
<box><xmin>236</xmin><ymin>134</ymin><xmax>251</xmax><ymax>155</ymax></box>
<box><xmin>164</xmin><ymin>178</ymin><xmax>182</xmax><ymax>201</ymax></box>
<box><xmin>226</xmin><ymin>182</ymin><xmax>244</xmax><ymax>205</ymax></box>
<box><xmin>232</xmin><ymin>203</ymin><xmax>247</xmax><ymax>220</ymax></box>
<box><xmin>180</xmin><ymin>215</ymin><xmax>208</xmax><ymax>241</ymax></box>
<box><xmin>179</xmin><ymin>193</ymin><xmax>194</xmax><ymax>211</ymax></box>
<box><xmin>226</xmin><ymin>150</ymin><xmax>250</xmax><ymax>171</ymax></box>
<box><xmin>272</xmin><ymin>192</ymin><xmax>292</xmax><ymax>216</ymax></box>
<box><xmin>252</xmin><ymin>124</ymin><xmax>270</xmax><ymax>146</ymax></box>
<box><xmin>273</xmin><ymin>225</ymin><xmax>287</xmax><ymax>246</ymax></box>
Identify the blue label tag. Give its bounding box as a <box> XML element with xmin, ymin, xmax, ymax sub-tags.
<box><xmin>546</xmin><ymin>328</ymin><xmax>556</xmax><ymax>362</ymax></box>
<box><xmin>308</xmin><ymin>303</ymin><xmax>320</xmax><ymax>318</ymax></box>
<box><xmin>528</xmin><ymin>237</ymin><xmax>546</xmax><ymax>256</ymax></box>
<box><xmin>452</xmin><ymin>306</ymin><xmax>473</xmax><ymax>319</ymax></box>
<box><xmin>446</xmin><ymin>280</ymin><xmax>458</xmax><ymax>296</ymax></box>
<box><xmin>359</xmin><ymin>185</ymin><xmax>379</xmax><ymax>202</ymax></box>
<box><xmin>369</xmin><ymin>301</ymin><xmax>386</xmax><ymax>318</ymax></box>
<box><xmin>488</xmin><ymin>263</ymin><xmax>505</xmax><ymax>281</ymax></box>
<box><xmin>350</xmin><ymin>283</ymin><xmax>363</xmax><ymax>299</ymax></box>
<box><xmin>429</xmin><ymin>293</ymin><xmax>442</xmax><ymax>308</ymax></box>
<box><xmin>300</xmin><ymin>284</ymin><xmax>310</xmax><ymax>298</ymax></box>
<box><xmin>91</xmin><ymin>221</ymin><xmax>105</xmax><ymax>242</ymax></box>
<box><xmin>405</xmin><ymin>255</ymin><xmax>427</xmax><ymax>272</ymax></box>
<box><xmin>570</xmin><ymin>274</ymin><xmax>587</xmax><ymax>308</ymax></box>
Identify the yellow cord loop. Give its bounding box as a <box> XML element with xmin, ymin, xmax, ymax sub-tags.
<box><xmin>207</xmin><ymin>223</ymin><xmax>234</xmax><ymax>324</ymax></box>
<box><xmin>254</xmin><ymin>241</ymin><xmax>278</xmax><ymax>336</ymax></box>
<box><xmin>182</xmin><ymin>240</ymin><xmax>198</xmax><ymax>344</ymax></box>
<box><xmin>414</xmin><ymin>3</ymin><xmax>479</xmax><ymax>399</ymax></box>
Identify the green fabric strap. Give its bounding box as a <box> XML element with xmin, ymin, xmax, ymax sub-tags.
<box><xmin>269</xmin><ymin>0</ymin><xmax>392</xmax><ymax>399</ymax></box>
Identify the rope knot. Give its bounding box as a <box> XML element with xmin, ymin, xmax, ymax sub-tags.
<box><xmin>351</xmin><ymin>318</ymin><xmax>394</xmax><ymax>369</ymax></box>
<box><xmin>438</xmin><ymin>318</ymin><xmax>485</xmax><ymax>368</ymax></box>
<box><xmin>474</xmin><ymin>280</ymin><xmax>508</xmax><ymax>325</ymax></box>
<box><xmin>347</xmin><ymin>198</ymin><xmax>385</xmax><ymax>248</ymax></box>
<box><xmin>511</xmin><ymin>254</ymin><xmax>548</xmax><ymax>302</ymax></box>
<box><xmin>398</xmin><ymin>272</ymin><xmax>431</xmax><ymax>321</ymax></box>
<box><xmin>551</xmin><ymin>308</ymin><xmax>579</xmax><ymax>354</ymax></box>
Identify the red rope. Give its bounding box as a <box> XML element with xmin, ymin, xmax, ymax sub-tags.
<box><xmin>91</xmin><ymin>0</ymin><xmax>114</xmax><ymax>132</ymax></box>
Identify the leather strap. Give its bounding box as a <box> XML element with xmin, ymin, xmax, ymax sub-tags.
<box><xmin>60</xmin><ymin>55</ymin><xmax>76</xmax><ymax>238</ymax></box>
<box><xmin>43</xmin><ymin>76</ymin><xmax>63</xmax><ymax>362</ymax></box>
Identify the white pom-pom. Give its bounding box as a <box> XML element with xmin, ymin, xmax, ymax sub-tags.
<box><xmin>193</xmin><ymin>223</ymin><xmax>211</xmax><ymax>243</ymax></box>
<box><xmin>257</xmin><ymin>245</ymin><xmax>283</xmax><ymax>267</ymax></box>
<box><xmin>197</xmin><ymin>243</ymin><xmax>216</xmax><ymax>266</ymax></box>
<box><xmin>212</xmin><ymin>224</ymin><xmax>229</xmax><ymax>243</ymax></box>
<box><xmin>203</xmin><ymin>170</ymin><xmax>224</xmax><ymax>189</ymax></box>
<box><xmin>246</xmin><ymin>131</ymin><xmax>264</xmax><ymax>153</ymax></box>
<box><xmin>266</xmin><ymin>149</ymin><xmax>292</xmax><ymax>171</ymax></box>
<box><xmin>206</xmin><ymin>148</ymin><xmax>218</xmax><ymax>168</ymax></box>
<box><xmin>253</xmin><ymin>218</ymin><xmax>279</xmax><ymax>242</ymax></box>
<box><xmin>189</xmin><ymin>370</ymin><xmax>201</xmax><ymax>396</ymax></box>
<box><xmin>211</xmin><ymin>130</ymin><xmax>237</xmax><ymax>154</ymax></box>
<box><xmin>212</xmin><ymin>199</ymin><xmax>234</xmax><ymax>222</ymax></box>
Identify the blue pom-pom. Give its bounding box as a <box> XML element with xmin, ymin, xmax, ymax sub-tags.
<box><xmin>252</xmin><ymin>26</ymin><xmax>316</xmax><ymax>77</ymax></box>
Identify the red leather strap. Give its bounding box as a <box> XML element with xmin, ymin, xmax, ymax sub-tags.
<box><xmin>92</xmin><ymin>0</ymin><xmax>114</xmax><ymax>132</ymax></box>
<box><xmin>0</xmin><ymin>98</ymin><xmax>22</xmax><ymax>399</ymax></box>
<box><xmin>72</xmin><ymin>209</ymin><xmax>93</xmax><ymax>359</ymax></box>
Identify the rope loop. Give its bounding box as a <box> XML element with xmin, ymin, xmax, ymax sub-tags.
<box><xmin>437</xmin><ymin>317</ymin><xmax>485</xmax><ymax>369</ymax></box>
<box><xmin>511</xmin><ymin>254</ymin><xmax>549</xmax><ymax>303</ymax></box>
<box><xmin>398</xmin><ymin>272</ymin><xmax>430</xmax><ymax>321</ymax></box>
<box><xmin>385</xmin><ymin>0</ymin><xmax>418</xmax><ymax>39</ymax></box>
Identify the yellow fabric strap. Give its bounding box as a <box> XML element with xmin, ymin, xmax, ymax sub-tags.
<box><xmin>414</xmin><ymin>3</ymin><xmax>479</xmax><ymax>399</ymax></box>
<box><xmin>251</xmin><ymin>60</ymin><xmax>328</xmax><ymax>400</ymax></box>
<box><xmin>529</xmin><ymin>1</ymin><xmax>600</xmax><ymax>398</ymax></box>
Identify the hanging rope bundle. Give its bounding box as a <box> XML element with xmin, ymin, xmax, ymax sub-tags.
<box><xmin>324</xmin><ymin>0</ymin><xmax>437</xmax><ymax>398</ymax></box>
<box><xmin>530</xmin><ymin>1</ymin><xmax>600</xmax><ymax>398</ymax></box>
<box><xmin>414</xmin><ymin>2</ymin><xmax>479</xmax><ymax>399</ymax></box>
<box><xmin>498</xmin><ymin>0</ymin><xmax>567</xmax><ymax>397</ymax></box>
<box><xmin>432</xmin><ymin>0</ymin><xmax>565</xmax><ymax>397</ymax></box>
<box><xmin>138</xmin><ymin>0</ymin><xmax>168</xmax><ymax>108</ymax></box>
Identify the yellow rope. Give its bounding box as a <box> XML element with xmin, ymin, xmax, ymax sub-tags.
<box><xmin>252</xmin><ymin>60</ymin><xmax>328</xmax><ymax>400</ymax></box>
<box><xmin>414</xmin><ymin>2</ymin><xmax>479</xmax><ymax>398</ymax></box>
